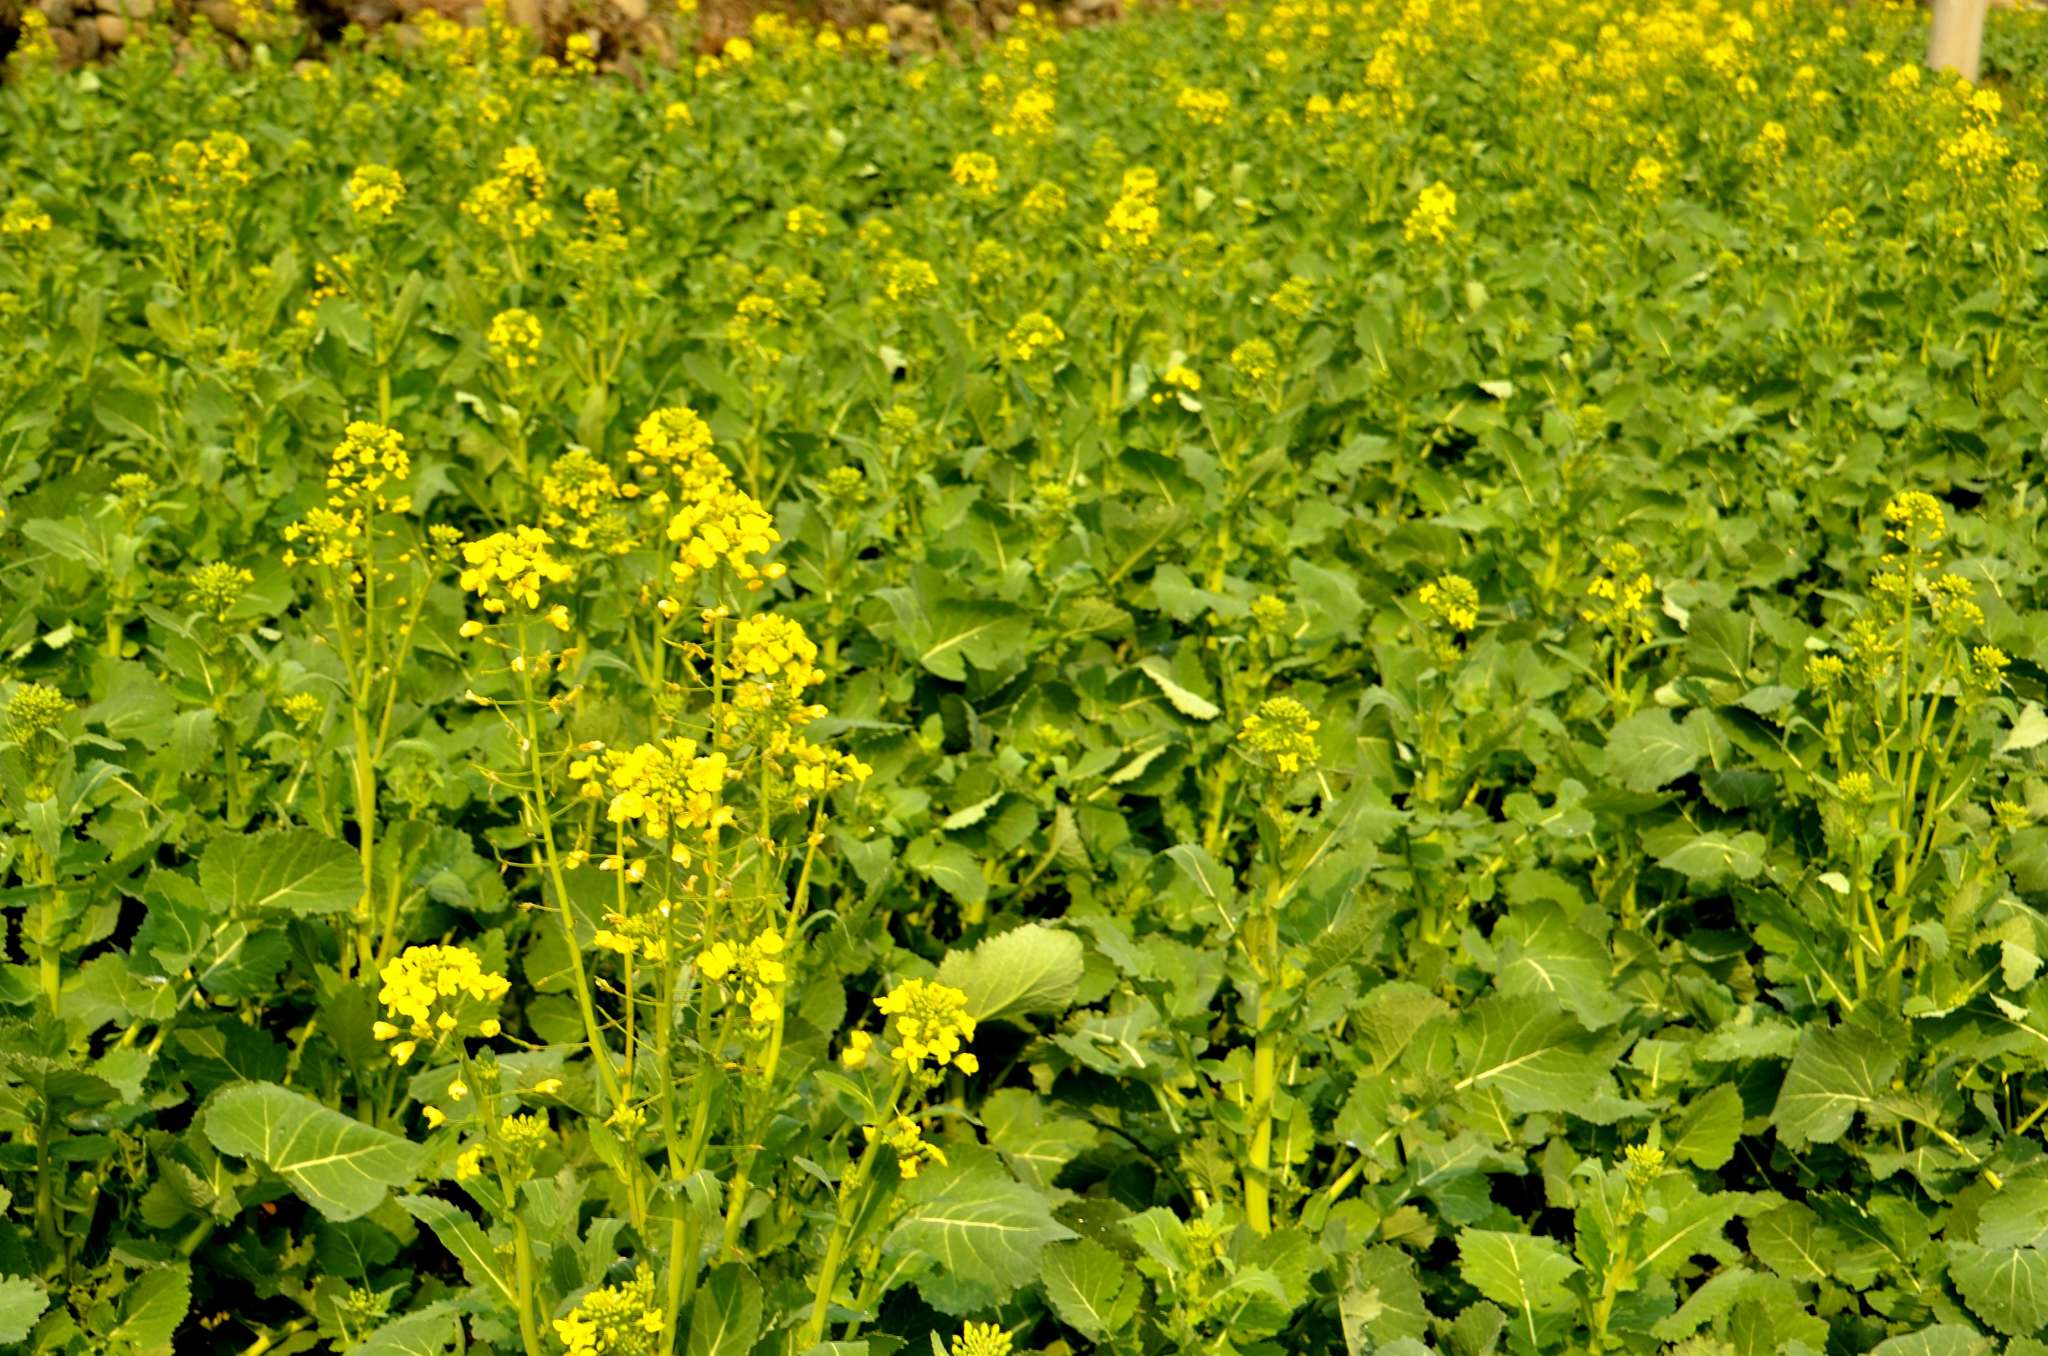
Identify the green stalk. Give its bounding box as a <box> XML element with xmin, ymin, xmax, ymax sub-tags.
<box><xmin>800</xmin><ymin>1070</ymin><xmax>908</xmax><ymax>1350</ymax></box>
<box><xmin>514</xmin><ymin>629</ymin><xmax>625</xmax><ymax>1113</ymax></box>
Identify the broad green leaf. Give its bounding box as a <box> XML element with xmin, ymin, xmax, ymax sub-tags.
<box><xmin>0</xmin><ymin>1276</ymin><xmax>47</xmax><ymax>1344</ymax></box>
<box><xmin>1979</xmin><ymin>1178</ymin><xmax>2048</xmax><ymax>1250</ymax></box>
<box><xmin>1771</xmin><ymin>1023</ymin><xmax>1899</xmax><ymax>1148</ymax></box>
<box><xmin>1040</xmin><ymin>1237</ymin><xmax>1133</xmax><ymax>1341</ymax></box>
<box><xmin>1657</xmin><ymin>831</ymin><xmax>1767</xmax><ymax>885</ymax></box>
<box><xmin>981</xmin><ymin>1087</ymin><xmax>1097</xmax><ymax>1190</ymax></box>
<box><xmin>397</xmin><ymin>1195</ymin><xmax>515</xmax><ymax>1306</ymax></box>
<box><xmin>1867</xmin><ymin>1325</ymin><xmax>1997</xmax><ymax>1356</ymax></box>
<box><xmin>204</xmin><ymin>1082</ymin><xmax>423</xmax><ymax>1221</ymax></box>
<box><xmin>1488</xmin><ymin>902</ymin><xmax>1625</xmax><ymax>1028</ymax></box>
<box><xmin>1135</xmin><ymin>655</ymin><xmax>1219</xmax><ymax>720</ymax></box>
<box><xmin>1748</xmin><ymin>1203</ymin><xmax>1833</xmax><ymax>1282</ymax></box>
<box><xmin>105</xmin><ymin>1263</ymin><xmax>189</xmax><ymax>1354</ymax></box>
<box><xmin>200</xmin><ymin>829</ymin><xmax>361</xmax><ymax>916</ymax></box>
<box><xmin>1164</xmin><ymin>843</ymin><xmax>1230</xmax><ymax>900</ymax></box>
<box><xmin>687</xmin><ymin>1263</ymin><xmax>763</xmax><ymax>1356</ymax></box>
<box><xmin>904</xmin><ymin>838</ymin><xmax>987</xmax><ymax>908</ymax></box>
<box><xmin>870</xmin><ymin>588</ymin><xmax>1029</xmax><ymax>682</ymax></box>
<box><xmin>1456</xmin><ymin>1229</ymin><xmax>1579</xmax><ymax>1352</ymax></box>
<box><xmin>1950</xmin><ymin>1243</ymin><xmax>2048</xmax><ymax>1336</ymax></box>
<box><xmin>2004</xmin><ymin>702</ymin><xmax>2048</xmax><ymax>754</ymax></box>
<box><xmin>884</xmin><ymin>1155</ymin><xmax>1075</xmax><ymax>1305</ymax></box>
<box><xmin>936</xmin><ymin>923</ymin><xmax>1084</xmax><ymax>1023</ymax></box>
<box><xmin>1636</xmin><ymin>1177</ymin><xmax>1740</xmax><ymax>1277</ymax></box>
<box><xmin>1652</xmin><ymin>1267</ymin><xmax>1757</xmax><ymax>1341</ymax></box>
<box><xmin>1669</xmin><ymin>1083</ymin><xmax>1744</xmax><ymax>1170</ymax></box>
<box><xmin>353</xmin><ymin>1302</ymin><xmax>461</xmax><ymax>1356</ymax></box>
<box><xmin>1452</xmin><ymin>995</ymin><xmax>1608</xmax><ymax>1115</ymax></box>
<box><xmin>1604</xmin><ymin>708</ymin><xmax>1705</xmax><ymax>793</ymax></box>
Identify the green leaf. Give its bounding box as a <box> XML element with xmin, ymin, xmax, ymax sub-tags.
<box><xmin>106</xmin><ymin>1263</ymin><xmax>189</xmax><ymax>1354</ymax></box>
<box><xmin>1040</xmin><ymin>1238</ymin><xmax>1134</xmax><ymax>1341</ymax></box>
<box><xmin>1669</xmin><ymin>1083</ymin><xmax>1744</xmax><ymax>1170</ymax></box>
<box><xmin>397</xmin><ymin>1195</ymin><xmax>515</xmax><ymax>1306</ymax></box>
<box><xmin>905</xmin><ymin>838</ymin><xmax>987</xmax><ymax>908</ymax></box>
<box><xmin>353</xmin><ymin>1302</ymin><xmax>461</xmax><ymax>1356</ymax></box>
<box><xmin>1950</xmin><ymin>1243</ymin><xmax>2048</xmax><ymax>1336</ymax></box>
<box><xmin>1748</xmin><ymin>1203</ymin><xmax>1833</xmax><ymax>1282</ymax></box>
<box><xmin>200</xmin><ymin>829</ymin><xmax>362</xmax><ymax>916</ymax></box>
<box><xmin>1164</xmin><ymin>843</ymin><xmax>1230</xmax><ymax>900</ymax></box>
<box><xmin>936</xmin><ymin>923</ymin><xmax>1084</xmax><ymax>1024</ymax></box>
<box><xmin>1488</xmin><ymin>902</ymin><xmax>1626</xmax><ymax>1029</ymax></box>
<box><xmin>1452</xmin><ymin>996</ymin><xmax>1609</xmax><ymax>1115</ymax></box>
<box><xmin>687</xmin><ymin>1263</ymin><xmax>763</xmax><ymax>1356</ymax></box>
<box><xmin>981</xmin><ymin>1088</ymin><xmax>1097</xmax><ymax>1190</ymax></box>
<box><xmin>1456</xmin><ymin>1229</ymin><xmax>1579</xmax><ymax>1352</ymax></box>
<box><xmin>884</xmin><ymin>1155</ymin><xmax>1075</xmax><ymax>1308</ymax></box>
<box><xmin>204</xmin><ymin>1082</ymin><xmax>423</xmax><ymax>1221</ymax></box>
<box><xmin>1770</xmin><ymin>1022</ymin><xmax>1899</xmax><ymax>1148</ymax></box>
<box><xmin>1603</xmin><ymin>708</ymin><xmax>1705</xmax><ymax>793</ymax></box>
<box><xmin>2004</xmin><ymin>702</ymin><xmax>2048</xmax><ymax>754</ymax></box>
<box><xmin>1867</xmin><ymin>1325</ymin><xmax>1997</xmax><ymax>1356</ymax></box>
<box><xmin>1135</xmin><ymin>655</ymin><xmax>1219</xmax><ymax>721</ymax></box>
<box><xmin>1981</xmin><ymin>1178</ymin><xmax>2048</xmax><ymax>1250</ymax></box>
<box><xmin>0</xmin><ymin>1276</ymin><xmax>48</xmax><ymax>1344</ymax></box>
<box><xmin>1657</xmin><ymin>831</ymin><xmax>1767</xmax><ymax>885</ymax></box>
<box><xmin>870</xmin><ymin>588</ymin><xmax>1029</xmax><ymax>682</ymax></box>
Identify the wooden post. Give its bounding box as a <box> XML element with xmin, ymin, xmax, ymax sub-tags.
<box><xmin>1926</xmin><ymin>0</ymin><xmax>1991</xmax><ymax>82</ymax></box>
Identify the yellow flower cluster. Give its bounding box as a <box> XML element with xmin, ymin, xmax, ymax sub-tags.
<box><xmin>282</xmin><ymin>423</ymin><xmax>413</xmax><ymax>570</ymax></box>
<box><xmin>1628</xmin><ymin>155</ymin><xmax>1668</xmax><ymax>196</ymax></box>
<box><xmin>1231</xmin><ymin>339</ymin><xmax>1277</xmax><ymax>384</ymax></box>
<box><xmin>1100</xmin><ymin>167</ymin><xmax>1162</xmax><ymax>255</ymax></box>
<box><xmin>4</xmin><ymin>682</ymin><xmax>71</xmax><ymax>743</ymax></box>
<box><xmin>346</xmin><ymin>164</ymin><xmax>406</xmax><ymax>224</ymax></box>
<box><xmin>1238</xmin><ymin>696</ymin><xmax>1321</xmax><ymax>775</ymax></box>
<box><xmin>880</xmin><ymin>255</ymin><xmax>940</xmax><ymax>303</ymax></box>
<box><xmin>458</xmin><ymin>526</ymin><xmax>575</xmax><ymax>615</ymax></box>
<box><xmin>1404</xmin><ymin>181</ymin><xmax>1457</xmax><ymax>244</ymax></box>
<box><xmin>869</xmin><ymin>1113</ymin><xmax>947</xmax><ymax>1179</ymax></box>
<box><xmin>1882</xmin><ymin>490</ymin><xmax>1946</xmax><ymax>550</ymax></box>
<box><xmin>325</xmin><ymin>421</ymin><xmax>413</xmax><ymax>511</ymax></box>
<box><xmin>845</xmin><ymin>978</ymin><xmax>980</xmax><ymax>1079</ymax></box>
<box><xmin>186</xmin><ymin>562</ymin><xmax>256</xmax><ymax>622</ymax></box>
<box><xmin>372</xmin><ymin>944</ymin><xmax>511</xmax><ymax>1064</ymax></box>
<box><xmin>165</xmin><ymin>132</ymin><xmax>255</xmax><ymax>204</ymax></box>
<box><xmin>605</xmin><ymin>738</ymin><xmax>735</xmax><ymax>843</ymax></box>
<box><xmin>630</xmin><ymin>405</ymin><xmax>719</xmax><ymax>483</ymax></box>
<box><xmin>952</xmin><ymin>1322</ymin><xmax>1014</xmax><ymax>1356</ymax></box>
<box><xmin>697</xmin><ymin>928</ymin><xmax>787</xmax><ymax>1027</ymax></box>
<box><xmin>1939</xmin><ymin>123</ymin><xmax>2006</xmax><ymax>178</ymax></box>
<box><xmin>552</xmin><ymin>1264</ymin><xmax>663</xmax><ymax>1356</ymax></box>
<box><xmin>1581</xmin><ymin>543</ymin><xmax>1656</xmax><ymax>639</ymax></box>
<box><xmin>1003</xmin><ymin>312</ymin><xmax>1064</xmax><ymax>363</ymax></box>
<box><xmin>667</xmin><ymin>485</ymin><xmax>782</xmax><ymax>590</ymax></box>
<box><xmin>1</xmin><ymin>196</ymin><xmax>53</xmax><ymax>236</ymax></box>
<box><xmin>1176</xmin><ymin>86</ymin><xmax>1232</xmax><ymax>126</ymax></box>
<box><xmin>1417</xmin><ymin>574</ymin><xmax>1480</xmax><ymax>632</ymax></box>
<box><xmin>488</xmin><ymin>307</ymin><xmax>544</xmax><ymax>371</ymax></box>
<box><xmin>950</xmin><ymin>151</ymin><xmax>1001</xmax><ymax>196</ymax></box>
<box><xmin>1020</xmin><ymin>180</ymin><xmax>1067</xmax><ymax>224</ymax></box>
<box><xmin>463</xmin><ymin>144</ymin><xmax>552</xmax><ymax>241</ymax></box>
<box><xmin>727</xmin><ymin>612</ymin><xmax>824</xmax><ymax>689</ymax></box>
<box><xmin>995</xmin><ymin>85</ymin><xmax>1056</xmax><ymax>143</ymax></box>
<box><xmin>1746</xmin><ymin>120</ymin><xmax>1789</xmax><ymax>166</ymax></box>
<box><xmin>540</xmin><ymin>449</ymin><xmax>634</xmax><ymax>554</ymax></box>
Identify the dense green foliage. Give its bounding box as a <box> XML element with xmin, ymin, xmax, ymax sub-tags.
<box><xmin>7</xmin><ymin>0</ymin><xmax>2048</xmax><ymax>1352</ymax></box>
